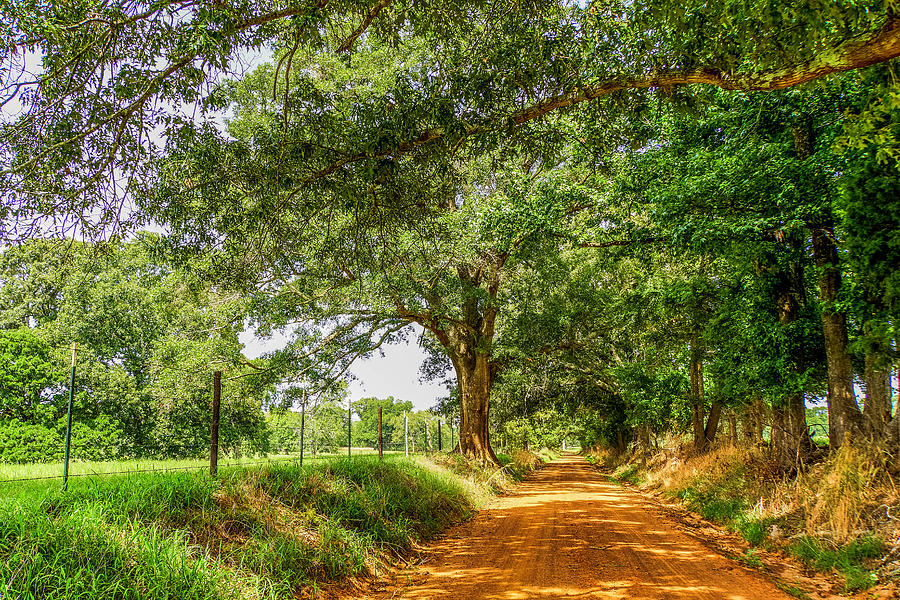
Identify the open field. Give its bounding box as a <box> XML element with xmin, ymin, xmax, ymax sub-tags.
<box><xmin>0</xmin><ymin>450</ymin><xmax>407</xmax><ymax>498</ymax></box>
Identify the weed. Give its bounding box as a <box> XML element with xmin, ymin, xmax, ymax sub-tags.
<box><xmin>735</xmin><ymin>516</ymin><xmax>769</xmax><ymax>546</ymax></box>
<box><xmin>590</xmin><ymin>441</ymin><xmax>895</xmax><ymax>592</ymax></box>
<box><xmin>776</xmin><ymin>581</ymin><xmax>811</xmax><ymax>599</ymax></box>
<box><xmin>610</xmin><ymin>465</ymin><xmax>644</xmax><ymax>486</ymax></box>
<box><xmin>788</xmin><ymin>534</ymin><xmax>884</xmax><ymax>591</ymax></box>
<box><xmin>798</xmin><ymin>440</ymin><xmax>891</xmax><ymax>542</ymax></box>
<box><xmin>739</xmin><ymin>548</ymin><xmax>764</xmax><ymax>568</ymax></box>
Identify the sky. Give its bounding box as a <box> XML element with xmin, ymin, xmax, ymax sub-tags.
<box><xmin>239</xmin><ymin>329</ymin><xmax>447</xmax><ymax>411</ymax></box>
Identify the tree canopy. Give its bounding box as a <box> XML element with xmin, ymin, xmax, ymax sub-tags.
<box><xmin>1</xmin><ymin>0</ymin><xmax>900</xmax><ymax>467</ymax></box>
<box><xmin>3</xmin><ymin>1</ymin><xmax>900</xmax><ymax>239</ymax></box>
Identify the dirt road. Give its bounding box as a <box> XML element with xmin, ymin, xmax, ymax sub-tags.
<box><xmin>390</xmin><ymin>455</ymin><xmax>792</xmax><ymax>600</ymax></box>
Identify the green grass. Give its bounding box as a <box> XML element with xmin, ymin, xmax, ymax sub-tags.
<box><xmin>609</xmin><ymin>465</ymin><xmax>644</xmax><ymax>486</ymax></box>
<box><xmin>738</xmin><ymin>548</ymin><xmax>765</xmax><ymax>568</ymax></box>
<box><xmin>674</xmin><ymin>485</ymin><xmax>776</xmax><ymax>547</ymax></box>
<box><xmin>788</xmin><ymin>534</ymin><xmax>884</xmax><ymax>591</ymax></box>
<box><xmin>0</xmin><ymin>449</ymin><xmax>400</xmax><ymax>484</ymax></box>
<box><xmin>0</xmin><ymin>450</ymin><xmax>405</xmax><ymax>499</ymax></box>
<box><xmin>0</xmin><ymin>454</ymin><xmax>485</xmax><ymax>599</ymax></box>
<box><xmin>776</xmin><ymin>581</ymin><xmax>812</xmax><ymax>599</ymax></box>
<box><xmin>537</xmin><ymin>448</ymin><xmax>560</xmax><ymax>462</ymax></box>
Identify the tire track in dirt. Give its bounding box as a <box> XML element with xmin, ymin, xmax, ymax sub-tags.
<box><xmin>387</xmin><ymin>455</ymin><xmax>793</xmax><ymax>600</ymax></box>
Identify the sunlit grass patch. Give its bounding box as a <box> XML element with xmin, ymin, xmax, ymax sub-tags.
<box><xmin>788</xmin><ymin>534</ymin><xmax>884</xmax><ymax>591</ymax></box>
<box><xmin>0</xmin><ymin>453</ymin><xmax>495</xmax><ymax>599</ymax></box>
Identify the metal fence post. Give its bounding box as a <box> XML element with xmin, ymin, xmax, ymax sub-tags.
<box><xmin>404</xmin><ymin>411</ymin><xmax>408</xmax><ymax>457</ymax></box>
<box><xmin>347</xmin><ymin>399</ymin><xmax>352</xmax><ymax>458</ymax></box>
<box><xmin>210</xmin><ymin>371</ymin><xmax>221</xmax><ymax>477</ymax></box>
<box><xmin>438</xmin><ymin>420</ymin><xmax>442</xmax><ymax>452</ymax></box>
<box><xmin>63</xmin><ymin>342</ymin><xmax>77</xmax><ymax>491</ymax></box>
<box><xmin>300</xmin><ymin>390</ymin><xmax>306</xmax><ymax>467</ymax></box>
<box><xmin>378</xmin><ymin>406</ymin><xmax>383</xmax><ymax>460</ymax></box>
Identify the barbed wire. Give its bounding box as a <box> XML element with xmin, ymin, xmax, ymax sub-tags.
<box><xmin>0</xmin><ymin>454</ymin><xmax>322</xmax><ymax>485</ymax></box>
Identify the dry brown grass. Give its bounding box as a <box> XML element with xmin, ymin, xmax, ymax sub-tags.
<box><xmin>591</xmin><ymin>438</ymin><xmax>900</xmax><ymax>545</ymax></box>
<box><xmin>798</xmin><ymin>438</ymin><xmax>899</xmax><ymax>542</ymax></box>
<box><xmin>584</xmin><ymin>446</ymin><xmax>631</xmax><ymax>469</ymax></box>
<box><xmin>508</xmin><ymin>449</ymin><xmax>543</xmax><ymax>471</ymax></box>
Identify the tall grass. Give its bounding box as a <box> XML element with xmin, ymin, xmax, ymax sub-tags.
<box><xmin>0</xmin><ymin>453</ymin><xmax>521</xmax><ymax>600</ymax></box>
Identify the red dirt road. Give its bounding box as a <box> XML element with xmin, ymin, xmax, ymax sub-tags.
<box><xmin>390</xmin><ymin>456</ymin><xmax>792</xmax><ymax>600</ymax></box>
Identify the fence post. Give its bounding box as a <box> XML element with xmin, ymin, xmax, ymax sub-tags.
<box><xmin>424</xmin><ymin>417</ymin><xmax>429</xmax><ymax>453</ymax></box>
<box><xmin>63</xmin><ymin>342</ymin><xmax>77</xmax><ymax>491</ymax></box>
<box><xmin>404</xmin><ymin>411</ymin><xmax>408</xmax><ymax>457</ymax></box>
<box><xmin>300</xmin><ymin>390</ymin><xmax>306</xmax><ymax>467</ymax></box>
<box><xmin>378</xmin><ymin>406</ymin><xmax>383</xmax><ymax>460</ymax></box>
<box><xmin>210</xmin><ymin>371</ymin><xmax>221</xmax><ymax>477</ymax></box>
<box><xmin>347</xmin><ymin>399</ymin><xmax>352</xmax><ymax>458</ymax></box>
<box><xmin>438</xmin><ymin>420</ymin><xmax>442</xmax><ymax>452</ymax></box>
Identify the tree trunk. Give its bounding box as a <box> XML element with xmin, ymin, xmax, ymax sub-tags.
<box><xmin>401</xmin><ymin>257</ymin><xmax>507</xmax><ymax>466</ymax></box>
<box><xmin>704</xmin><ymin>402</ymin><xmax>723</xmax><ymax>446</ymax></box>
<box><xmin>811</xmin><ymin>225</ymin><xmax>864</xmax><ymax>447</ymax></box>
<box><xmin>616</xmin><ymin>429</ymin><xmax>626</xmax><ymax>453</ymax></box>
<box><xmin>690</xmin><ymin>334</ymin><xmax>707</xmax><ymax>452</ymax></box>
<box><xmin>727</xmin><ymin>412</ymin><xmax>737</xmax><ymax>445</ymax></box>
<box><xmin>742</xmin><ymin>407</ymin><xmax>756</xmax><ymax>443</ymax></box>
<box><xmin>863</xmin><ymin>351</ymin><xmax>892</xmax><ymax>436</ymax></box>
<box><xmin>750</xmin><ymin>395</ymin><xmax>766</xmax><ymax>444</ymax></box>
<box><xmin>794</xmin><ymin>120</ymin><xmax>863</xmax><ymax>448</ymax></box>
<box><xmin>771</xmin><ymin>260</ymin><xmax>812</xmax><ymax>470</ymax></box>
<box><xmin>756</xmin><ymin>408</ymin><xmax>765</xmax><ymax>443</ymax></box>
<box><xmin>891</xmin><ymin>368</ymin><xmax>900</xmax><ymax>448</ymax></box>
<box><xmin>450</xmin><ymin>345</ymin><xmax>500</xmax><ymax>465</ymax></box>
<box><xmin>638</xmin><ymin>426</ymin><xmax>651</xmax><ymax>450</ymax></box>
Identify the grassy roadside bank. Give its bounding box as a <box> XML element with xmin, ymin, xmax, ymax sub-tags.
<box><xmin>0</xmin><ymin>451</ymin><xmax>548</xmax><ymax>599</ymax></box>
<box><xmin>586</xmin><ymin>443</ymin><xmax>900</xmax><ymax>595</ymax></box>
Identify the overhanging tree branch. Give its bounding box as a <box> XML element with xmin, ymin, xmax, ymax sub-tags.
<box><xmin>337</xmin><ymin>0</ymin><xmax>392</xmax><ymax>53</ymax></box>
<box><xmin>303</xmin><ymin>14</ymin><xmax>900</xmax><ymax>183</ymax></box>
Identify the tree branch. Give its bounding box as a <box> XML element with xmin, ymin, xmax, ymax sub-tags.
<box><xmin>303</xmin><ymin>15</ymin><xmax>900</xmax><ymax>183</ymax></box>
<box><xmin>337</xmin><ymin>0</ymin><xmax>391</xmax><ymax>53</ymax></box>
<box><xmin>578</xmin><ymin>237</ymin><xmax>657</xmax><ymax>248</ymax></box>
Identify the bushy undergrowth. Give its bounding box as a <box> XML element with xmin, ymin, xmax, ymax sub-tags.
<box><xmin>0</xmin><ymin>452</ymin><xmax>537</xmax><ymax>600</ymax></box>
<box><xmin>586</xmin><ymin>442</ymin><xmax>897</xmax><ymax>591</ymax></box>
<box><xmin>0</xmin><ymin>417</ymin><xmax>126</xmax><ymax>463</ymax></box>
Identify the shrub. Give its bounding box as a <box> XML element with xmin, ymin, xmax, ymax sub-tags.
<box><xmin>0</xmin><ymin>419</ymin><xmax>63</xmax><ymax>463</ymax></box>
<box><xmin>66</xmin><ymin>416</ymin><xmax>128</xmax><ymax>461</ymax></box>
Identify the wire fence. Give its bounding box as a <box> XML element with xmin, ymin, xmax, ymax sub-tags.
<box><xmin>0</xmin><ymin>370</ymin><xmax>455</xmax><ymax>489</ymax></box>
<box><xmin>0</xmin><ymin>455</ymin><xmax>341</xmax><ymax>484</ymax></box>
